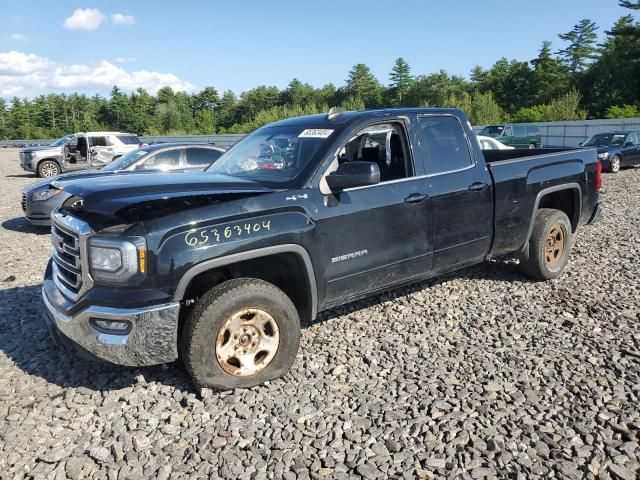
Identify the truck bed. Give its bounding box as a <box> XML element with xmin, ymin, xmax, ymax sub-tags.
<box><xmin>484</xmin><ymin>147</ymin><xmax>599</xmax><ymax>258</ymax></box>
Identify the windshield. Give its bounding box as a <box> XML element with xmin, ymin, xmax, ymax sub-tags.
<box><xmin>50</xmin><ymin>135</ymin><xmax>72</xmax><ymax>147</ymax></box>
<box><xmin>207</xmin><ymin>125</ymin><xmax>333</xmax><ymax>185</ymax></box>
<box><xmin>479</xmin><ymin>126</ymin><xmax>504</xmax><ymax>137</ymax></box>
<box><xmin>583</xmin><ymin>133</ymin><xmax>627</xmax><ymax>147</ymax></box>
<box><xmin>102</xmin><ymin>149</ymin><xmax>147</xmax><ymax>171</ymax></box>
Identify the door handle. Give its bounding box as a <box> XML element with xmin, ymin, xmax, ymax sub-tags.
<box><xmin>468</xmin><ymin>182</ymin><xmax>489</xmax><ymax>191</ymax></box>
<box><xmin>404</xmin><ymin>193</ymin><xmax>429</xmax><ymax>204</ymax></box>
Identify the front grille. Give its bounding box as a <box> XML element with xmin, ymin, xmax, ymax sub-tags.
<box><xmin>21</xmin><ymin>192</ymin><xmax>27</xmax><ymax>212</ymax></box>
<box><xmin>51</xmin><ymin>212</ymin><xmax>93</xmax><ymax>300</ymax></box>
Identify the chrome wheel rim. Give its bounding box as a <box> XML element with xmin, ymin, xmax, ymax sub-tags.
<box><xmin>529</xmin><ymin>144</ymin><xmax>536</xmax><ymax>149</ymax></box>
<box><xmin>216</xmin><ymin>308</ymin><xmax>280</xmax><ymax>376</ymax></box>
<box><xmin>41</xmin><ymin>163</ymin><xmax>59</xmax><ymax>177</ymax></box>
<box><xmin>545</xmin><ymin>225</ymin><xmax>565</xmax><ymax>268</ymax></box>
<box><xmin>611</xmin><ymin>157</ymin><xmax>620</xmax><ymax>172</ymax></box>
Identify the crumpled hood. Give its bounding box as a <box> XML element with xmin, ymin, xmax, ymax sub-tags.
<box><xmin>60</xmin><ymin>171</ymin><xmax>274</xmax><ymax>224</ymax></box>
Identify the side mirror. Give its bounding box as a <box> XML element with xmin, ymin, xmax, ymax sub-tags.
<box><xmin>326</xmin><ymin>161</ymin><xmax>380</xmax><ymax>192</ymax></box>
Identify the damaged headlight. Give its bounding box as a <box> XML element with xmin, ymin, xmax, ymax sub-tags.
<box><xmin>32</xmin><ymin>188</ymin><xmax>61</xmax><ymax>201</ymax></box>
<box><xmin>88</xmin><ymin>236</ymin><xmax>146</xmax><ymax>284</ymax></box>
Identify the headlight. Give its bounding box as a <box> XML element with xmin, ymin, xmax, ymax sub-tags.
<box><xmin>597</xmin><ymin>152</ymin><xmax>609</xmax><ymax>160</ymax></box>
<box><xmin>88</xmin><ymin>237</ymin><xmax>146</xmax><ymax>284</ymax></box>
<box><xmin>32</xmin><ymin>188</ymin><xmax>61</xmax><ymax>201</ymax></box>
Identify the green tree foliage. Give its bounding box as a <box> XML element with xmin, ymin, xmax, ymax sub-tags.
<box><xmin>345</xmin><ymin>64</ymin><xmax>383</xmax><ymax>107</ymax></box>
<box><xmin>557</xmin><ymin>19</ymin><xmax>600</xmax><ymax>75</ymax></box>
<box><xmin>531</xmin><ymin>42</ymin><xmax>572</xmax><ymax>105</ymax></box>
<box><xmin>388</xmin><ymin>58</ymin><xmax>413</xmax><ymax>106</ymax></box>
<box><xmin>514</xmin><ymin>90</ymin><xmax>587</xmax><ymax>122</ymax></box>
<box><xmin>605</xmin><ymin>104</ymin><xmax>639</xmax><ymax>118</ymax></box>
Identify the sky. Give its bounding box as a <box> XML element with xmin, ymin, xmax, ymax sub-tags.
<box><xmin>0</xmin><ymin>0</ymin><xmax>629</xmax><ymax>98</ymax></box>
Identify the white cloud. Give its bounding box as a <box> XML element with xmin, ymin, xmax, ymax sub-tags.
<box><xmin>0</xmin><ymin>51</ymin><xmax>195</xmax><ymax>97</ymax></box>
<box><xmin>111</xmin><ymin>13</ymin><xmax>135</xmax><ymax>26</ymax></box>
<box><xmin>63</xmin><ymin>8</ymin><xmax>105</xmax><ymax>31</ymax></box>
<box><xmin>9</xmin><ymin>33</ymin><xmax>28</xmax><ymax>42</ymax></box>
<box><xmin>114</xmin><ymin>57</ymin><xmax>136</xmax><ymax>64</ymax></box>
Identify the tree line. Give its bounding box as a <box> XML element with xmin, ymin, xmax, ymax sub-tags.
<box><xmin>0</xmin><ymin>0</ymin><xmax>638</xmax><ymax>140</ymax></box>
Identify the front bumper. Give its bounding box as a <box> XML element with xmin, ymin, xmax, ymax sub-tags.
<box><xmin>42</xmin><ymin>277</ymin><xmax>181</xmax><ymax>367</ymax></box>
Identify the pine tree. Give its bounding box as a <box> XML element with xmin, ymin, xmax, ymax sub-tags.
<box><xmin>531</xmin><ymin>41</ymin><xmax>571</xmax><ymax>104</ymax></box>
<box><xmin>389</xmin><ymin>58</ymin><xmax>413</xmax><ymax>106</ymax></box>
<box><xmin>557</xmin><ymin>19</ymin><xmax>600</xmax><ymax>75</ymax></box>
<box><xmin>345</xmin><ymin>64</ymin><xmax>382</xmax><ymax>107</ymax></box>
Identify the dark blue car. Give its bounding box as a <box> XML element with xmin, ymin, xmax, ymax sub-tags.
<box><xmin>582</xmin><ymin>131</ymin><xmax>640</xmax><ymax>173</ymax></box>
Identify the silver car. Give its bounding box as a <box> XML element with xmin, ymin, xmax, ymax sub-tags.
<box><xmin>21</xmin><ymin>143</ymin><xmax>226</xmax><ymax>226</ymax></box>
<box><xmin>19</xmin><ymin>132</ymin><xmax>142</xmax><ymax>178</ymax></box>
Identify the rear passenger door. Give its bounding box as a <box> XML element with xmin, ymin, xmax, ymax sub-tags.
<box><xmin>416</xmin><ymin>115</ymin><xmax>493</xmax><ymax>272</ymax></box>
<box><xmin>512</xmin><ymin>125</ymin><xmax>527</xmax><ymax>148</ymax></box>
<box><xmin>89</xmin><ymin>136</ymin><xmax>113</xmax><ymax>166</ymax></box>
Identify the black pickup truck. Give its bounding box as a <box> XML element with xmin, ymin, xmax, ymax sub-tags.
<box><xmin>42</xmin><ymin>109</ymin><xmax>602</xmax><ymax>390</ymax></box>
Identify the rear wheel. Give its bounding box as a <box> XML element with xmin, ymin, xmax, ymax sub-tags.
<box><xmin>37</xmin><ymin>160</ymin><xmax>60</xmax><ymax>178</ymax></box>
<box><xmin>519</xmin><ymin>208</ymin><xmax>572</xmax><ymax>280</ymax></box>
<box><xmin>181</xmin><ymin>278</ymin><xmax>301</xmax><ymax>390</ymax></box>
<box><xmin>609</xmin><ymin>155</ymin><xmax>621</xmax><ymax>173</ymax></box>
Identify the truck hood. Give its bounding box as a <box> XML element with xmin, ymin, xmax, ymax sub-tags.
<box><xmin>20</xmin><ymin>146</ymin><xmax>60</xmax><ymax>154</ymax></box>
<box><xmin>60</xmin><ymin>171</ymin><xmax>274</xmax><ymax>225</ymax></box>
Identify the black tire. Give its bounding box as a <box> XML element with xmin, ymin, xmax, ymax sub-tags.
<box><xmin>181</xmin><ymin>278</ymin><xmax>301</xmax><ymax>390</ymax></box>
<box><xmin>528</xmin><ymin>143</ymin><xmax>537</xmax><ymax>149</ymax></box>
<box><xmin>519</xmin><ymin>208</ymin><xmax>573</xmax><ymax>281</ymax></box>
<box><xmin>37</xmin><ymin>160</ymin><xmax>60</xmax><ymax>178</ymax></box>
<box><xmin>609</xmin><ymin>155</ymin><xmax>621</xmax><ymax>173</ymax></box>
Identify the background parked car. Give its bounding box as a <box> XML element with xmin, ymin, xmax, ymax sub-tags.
<box><xmin>581</xmin><ymin>131</ymin><xmax>640</xmax><ymax>173</ymax></box>
<box><xmin>477</xmin><ymin>135</ymin><xmax>514</xmax><ymax>150</ymax></box>
<box><xmin>21</xmin><ymin>143</ymin><xmax>226</xmax><ymax>226</ymax></box>
<box><xmin>19</xmin><ymin>132</ymin><xmax>142</xmax><ymax>178</ymax></box>
<box><xmin>479</xmin><ymin>123</ymin><xmax>542</xmax><ymax>149</ymax></box>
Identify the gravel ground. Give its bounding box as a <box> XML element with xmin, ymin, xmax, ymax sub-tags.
<box><xmin>0</xmin><ymin>148</ymin><xmax>638</xmax><ymax>480</ymax></box>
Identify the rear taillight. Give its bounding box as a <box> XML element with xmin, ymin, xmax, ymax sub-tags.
<box><xmin>596</xmin><ymin>160</ymin><xmax>602</xmax><ymax>192</ymax></box>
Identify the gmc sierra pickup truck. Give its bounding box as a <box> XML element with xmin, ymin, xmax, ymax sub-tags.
<box><xmin>42</xmin><ymin>109</ymin><xmax>602</xmax><ymax>390</ymax></box>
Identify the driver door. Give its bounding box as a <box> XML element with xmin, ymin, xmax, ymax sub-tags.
<box><xmin>313</xmin><ymin>120</ymin><xmax>433</xmax><ymax>307</ymax></box>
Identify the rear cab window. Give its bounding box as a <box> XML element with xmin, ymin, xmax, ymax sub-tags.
<box><xmin>416</xmin><ymin>116</ymin><xmax>473</xmax><ymax>175</ymax></box>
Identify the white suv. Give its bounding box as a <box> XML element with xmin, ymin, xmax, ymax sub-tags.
<box><xmin>19</xmin><ymin>132</ymin><xmax>142</xmax><ymax>177</ymax></box>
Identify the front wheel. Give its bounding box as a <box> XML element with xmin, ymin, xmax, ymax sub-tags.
<box><xmin>37</xmin><ymin>160</ymin><xmax>60</xmax><ymax>178</ymax></box>
<box><xmin>519</xmin><ymin>208</ymin><xmax>573</xmax><ymax>280</ymax></box>
<box><xmin>528</xmin><ymin>143</ymin><xmax>537</xmax><ymax>149</ymax></box>
<box><xmin>181</xmin><ymin>278</ymin><xmax>301</xmax><ymax>390</ymax></box>
<box><xmin>609</xmin><ymin>155</ymin><xmax>621</xmax><ymax>173</ymax></box>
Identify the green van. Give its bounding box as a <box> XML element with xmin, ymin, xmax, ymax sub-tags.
<box><xmin>479</xmin><ymin>124</ymin><xmax>542</xmax><ymax>149</ymax></box>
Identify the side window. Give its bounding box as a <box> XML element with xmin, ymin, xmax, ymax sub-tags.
<box><xmin>627</xmin><ymin>133</ymin><xmax>638</xmax><ymax>145</ymax></box>
<box><xmin>337</xmin><ymin>123</ymin><xmax>411</xmax><ymax>182</ymax></box>
<box><xmin>417</xmin><ymin>116</ymin><xmax>473</xmax><ymax>175</ymax></box>
<box><xmin>502</xmin><ymin>126</ymin><xmax>513</xmax><ymax>136</ymax></box>
<box><xmin>526</xmin><ymin>125</ymin><xmax>539</xmax><ymax>136</ymax></box>
<box><xmin>142</xmin><ymin>149</ymin><xmax>182</xmax><ymax>169</ymax></box>
<box><xmin>90</xmin><ymin>136</ymin><xmax>108</xmax><ymax>147</ymax></box>
<box><xmin>513</xmin><ymin>125</ymin><xmax>526</xmax><ymax>137</ymax></box>
<box><xmin>186</xmin><ymin>148</ymin><xmax>222</xmax><ymax>167</ymax></box>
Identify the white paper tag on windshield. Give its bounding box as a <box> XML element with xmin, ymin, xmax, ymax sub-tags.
<box><xmin>299</xmin><ymin>129</ymin><xmax>334</xmax><ymax>139</ymax></box>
